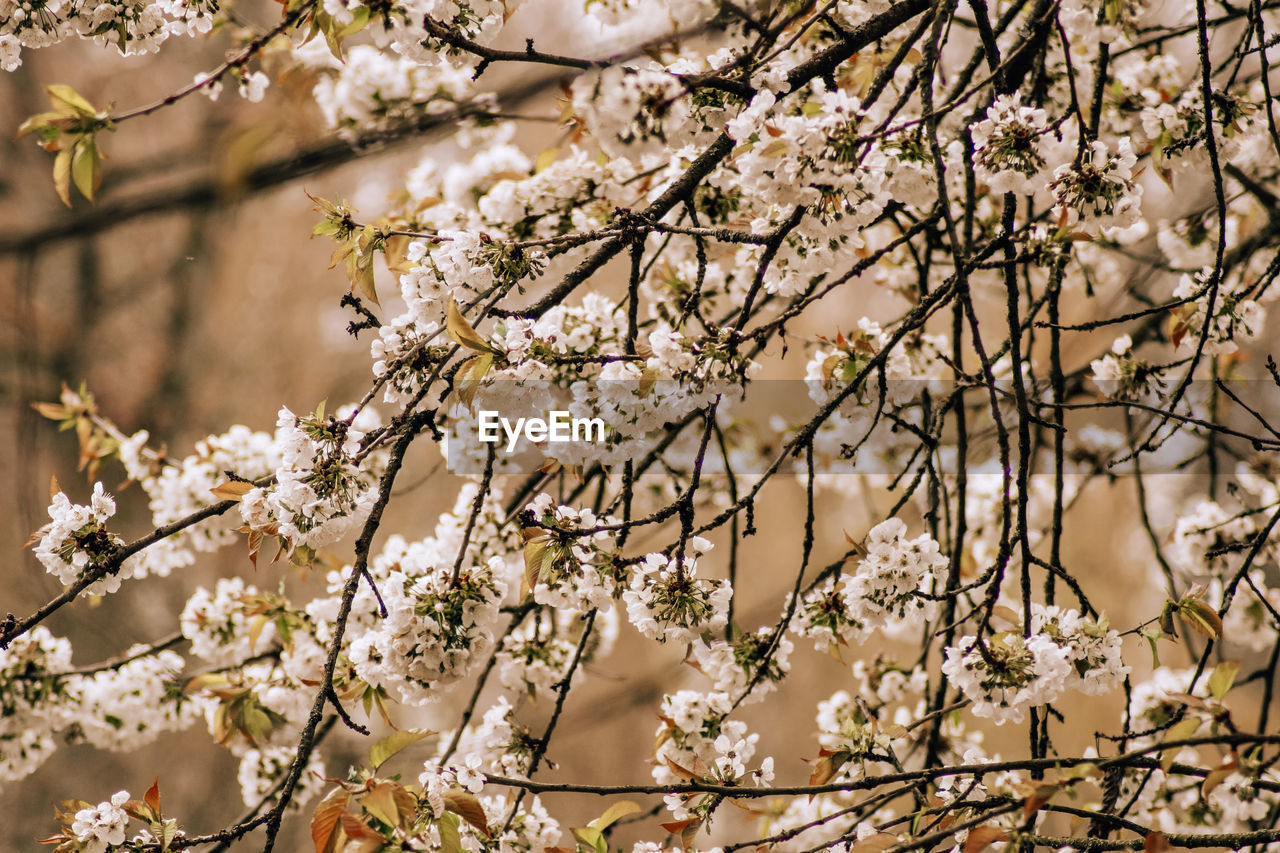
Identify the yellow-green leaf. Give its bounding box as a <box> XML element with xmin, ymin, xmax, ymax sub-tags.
<box><xmin>446</xmin><ymin>298</ymin><xmax>497</xmax><ymax>353</ymax></box>
<box><xmin>523</xmin><ymin>534</ymin><xmax>549</xmax><ymax>597</ymax></box>
<box><xmin>53</xmin><ymin>147</ymin><xmax>73</xmax><ymax>208</ymax></box>
<box><xmin>46</xmin><ymin>84</ymin><xmax>98</xmax><ymax>119</ymax></box>
<box><xmin>535</xmin><ymin>147</ymin><xmax>560</xmax><ymax>173</ymax></box>
<box><xmin>1161</xmin><ymin>716</ymin><xmax>1201</xmax><ymax>772</ymax></box>
<box><xmin>438</xmin><ymin>811</ymin><xmax>463</xmax><ymax>853</ymax></box>
<box><xmin>368</xmin><ymin>728</ymin><xmax>433</xmax><ymax>770</ymax></box>
<box><xmin>589</xmin><ymin>800</ymin><xmax>640</xmax><ymax>832</ymax></box>
<box><xmin>572</xmin><ymin>826</ymin><xmax>605</xmax><ymax>853</ymax></box>
<box><xmin>759</xmin><ymin>139</ymin><xmax>789</xmax><ymax>158</ymax></box>
<box><xmin>16</xmin><ymin>111</ymin><xmax>64</xmax><ymax>139</ymax></box>
<box><xmin>455</xmin><ymin>352</ymin><xmax>495</xmax><ymax>409</ymax></box>
<box><xmin>71</xmin><ymin>136</ymin><xmax>100</xmax><ymax>202</ymax></box>
<box><xmin>1207</xmin><ymin>660</ymin><xmax>1241</xmax><ymax>700</ymax></box>
<box><xmin>360</xmin><ymin>781</ymin><xmax>403</xmax><ymax>829</ymax></box>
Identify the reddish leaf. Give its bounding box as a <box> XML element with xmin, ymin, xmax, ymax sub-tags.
<box><xmin>311</xmin><ymin>789</ymin><xmax>350</xmax><ymax>853</ymax></box>
<box><xmin>963</xmin><ymin>825</ymin><xmax>1008</xmax><ymax>853</ymax></box>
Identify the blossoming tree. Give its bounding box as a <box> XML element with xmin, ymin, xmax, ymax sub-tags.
<box><xmin>5</xmin><ymin>0</ymin><xmax>1280</xmax><ymax>851</ymax></box>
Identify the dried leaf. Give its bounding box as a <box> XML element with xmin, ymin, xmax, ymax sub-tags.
<box><xmin>446</xmin><ymin>298</ymin><xmax>497</xmax><ymax>353</ymax></box>
<box><xmin>311</xmin><ymin>789</ymin><xmax>350</xmax><ymax>853</ymax></box>
<box><xmin>847</xmin><ymin>835</ymin><xmax>899</xmax><ymax>853</ymax></box>
<box><xmin>339</xmin><ymin>811</ymin><xmax>385</xmax><ymax>842</ymax></box>
<box><xmin>211</xmin><ymin>480</ymin><xmax>255</xmax><ymax>501</ymax></box>
<box><xmin>1179</xmin><ymin>598</ymin><xmax>1223</xmax><ymax>640</ymax></box>
<box><xmin>360</xmin><ymin>781</ymin><xmax>403</xmax><ymax>829</ymax></box>
<box><xmin>1143</xmin><ymin>831</ymin><xmax>1172</xmax><ymax>853</ymax></box>
<box><xmin>144</xmin><ymin>777</ymin><xmax>162</xmax><ymax>816</ymax></box>
<box><xmin>1022</xmin><ymin>783</ymin><xmax>1057</xmax><ymax>820</ymax></box>
<box><xmin>443</xmin><ymin>789</ymin><xmax>491</xmax><ymax>838</ymax></box>
<box><xmin>962</xmin><ymin>825</ymin><xmax>1008</xmax><ymax>853</ymax></box>
<box><xmin>1201</xmin><ymin>756</ymin><xmax>1238</xmax><ymax>800</ymax></box>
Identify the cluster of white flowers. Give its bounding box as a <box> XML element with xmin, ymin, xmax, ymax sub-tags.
<box><xmin>1089</xmin><ymin>334</ymin><xmax>1159</xmax><ymax>400</ymax></box>
<box><xmin>239</xmin><ymin>405</ymin><xmax>384</xmax><ymax>552</ymax></box>
<box><xmin>0</xmin><ymin>0</ymin><xmax>216</xmax><ymax>70</ymax></box>
<box><xmin>0</xmin><ymin>627</ymin><xmax>75</xmax><ymax>782</ymax></box>
<box><xmin>1170</xmin><ymin>271</ymin><xmax>1265</xmax><ymax>356</ymax></box>
<box><xmin>524</xmin><ymin>494</ymin><xmax>618</xmax><ymax>612</ymax></box>
<box><xmin>794</xmin><ymin>518</ymin><xmax>946</xmax><ymax>651</ymax></box>
<box><xmin>1049</xmin><ymin>139</ymin><xmax>1144</xmax><ymax>239</ymax></box>
<box><xmin>71</xmin><ymin>791</ymin><xmax>131</xmax><ymax>853</ymax></box>
<box><xmin>572</xmin><ymin>66</ymin><xmax>695</xmax><ymax>156</ymax></box>
<box><xmin>943</xmin><ymin>603</ymin><xmax>1127</xmax><ymax>724</ymax></box>
<box><xmin>73</xmin><ymin>648</ymin><xmax>201</xmax><ymax>751</ymax></box>
<box><xmin>972</xmin><ymin>94</ymin><xmax>1058</xmax><ymax>195</ymax></box>
<box><xmin>298</xmin><ymin>42</ymin><xmax>477</xmax><ymax>133</ymax></box>
<box><xmin>33</xmin><ymin>482</ymin><xmax>122</xmax><ymax>594</ymax></box>
<box><xmin>653</xmin><ymin>689</ymin><xmax>764</xmax><ymax>790</ymax></box>
<box><xmin>12</xmin><ymin>0</ymin><xmax>1280</xmax><ymax>847</ymax></box>
<box><xmin>689</xmin><ymin>627</ymin><xmax>792</xmax><ymax>704</ymax></box>
<box><xmin>237</xmin><ymin>745</ymin><xmax>324</xmax><ymax>810</ymax></box>
<box><xmin>624</xmin><ymin>538</ymin><xmax>730</xmax><ymax>644</ymax></box>
<box><xmin>180</xmin><ymin>577</ymin><xmax>281</xmax><ymax>666</ymax></box>
<box><xmin>350</xmin><ymin>558</ymin><xmax>506</xmax><ymax>705</ymax></box>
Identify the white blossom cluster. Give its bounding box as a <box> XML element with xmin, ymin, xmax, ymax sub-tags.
<box><xmin>794</xmin><ymin>518</ymin><xmax>946</xmax><ymax>651</ymax></box>
<box><xmin>623</xmin><ymin>537</ymin><xmax>730</xmax><ymax>644</ymax></box>
<box><xmin>11</xmin><ymin>0</ymin><xmax>1280</xmax><ymax>847</ymax></box>
<box><xmin>239</xmin><ymin>405</ymin><xmax>385</xmax><ymax>552</ymax></box>
<box><xmin>0</xmin><ymin>0</ymin><xmax>216</xmax><ymax>70</ymax></box>
<box><xmin>33</xmin><ymin>482</ymin><xmax>123</xmax><ymax>595</ymax></box>
<box><xmin>942</xmin><ymin>603</ymin><xmax>1128</xmax><ymax>725</ymax></box>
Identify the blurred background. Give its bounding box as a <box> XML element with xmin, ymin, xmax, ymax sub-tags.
<box><xmin>1</xmin><ymin>4</ymin><xmax>1275</xmax><ymax>850</ymax></box>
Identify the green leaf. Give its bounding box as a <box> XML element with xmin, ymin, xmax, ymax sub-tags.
<box><xmin>572</xmin><ymin>827</ymin><xmax>605</xmax><ymax>853</ymax></box>
<box><xmin>1161</xmin><ymin>716</ymin><xmax>1201</xmax><ymax>772</ymax></box>
<box><xmin>1207</xmin><ymin>660</ymin><xmax>1241</xmax><ymax>700</ymax></box>
<box><xmin>338</xmin><ymin>4</ymin><xmax>370</xmax><ymax>36</ymax></box>
<box><xmin>368</xmin><ymin>728</ymin><xmax>433</xmax><ymax>770</ymax></box>
<box><xmin>571</xmin><ymin>800</ymin><xmax>639</xmax><ymax>853</ymax></box>
<box><xmin>589</xmin><ymin>800</ymin><xmax>641</xmax><ymax>832</ymax></box>
<box><xmin>16</xmin><ymin>111</ymin><xmax>64</xmax><ymax>139</ymax></box>
<box><xmin>46</xmin><ymin>84</ymin><xmax>98</xmax><ymax>119</ymax></box>
<box><xmin>53</xmin><ymin>147</ymin><xmax>73</xmax><ymax>207</ymax></box>
<box><xmin>535</xmin><ymin>147</ymin><xmax>560</xmax><ymax>173</ymax></box>
<box><xmin>438</xmin><ymin>811</ymin><xmax>463</xmax><ymax>853</ymax></box>
<box><xmin>71</xmin><ymin>136</ymin><xmax>100</xmax><ymax>202</ymax></box>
